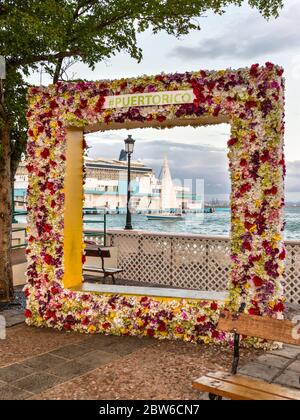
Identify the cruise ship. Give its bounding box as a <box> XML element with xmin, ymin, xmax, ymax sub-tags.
<box><xmin>14</xmin><ymin>154</ymin><xmax>202</xmax><ymax>213</ymax></box>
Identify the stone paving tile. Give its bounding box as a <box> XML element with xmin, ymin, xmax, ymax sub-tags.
<box><xmin>287</xmin><ymin>360</ymin><xmax>300</xmax><ymax>373</ymax></box>
<box><xmin>50</xmin><ymin>343</ymin><xmax>94</xmax><ymax>360</ymax></box>
<box><xmin>5</xmin><ymin>315</ymin><xmax>25</xmax><ymax>328</ymax></box>
<box><xmin>274</xmin><ymin>371</ymin><xmax>300</xmax><ymax>390</ymax></box>
<box><xmin>255</xmin><ymin>354</ymin><xmax>292</xmax><ymax>370</ymax></box>
<box><xmin>32</xmin><ymin>342</ymin><xmax>259</xmax><ymax>400</ymax></box>
<box><xmin>103</xmin><ymin>336</ymin><xmax>154</xmax><ymax>356</ymax></box>
<box><xmin>270</xmin><ymin>345</ymin><xmax>300</xmax><ymax>360</ymax></box>
<box><xmin>0</xmin><ymin>382</ymin><xmax>33</xmax><ymax>400</ymax></box>
<box><xmin>13</xmin><ymin>372</ymin><xmax>63</xmax><ymax>394</ymax></box>
<box><xmin>76</xmin><ymin>350</ymin><xmax>121</xmax><ymax>368</ymax></box>
<box><xmin>22</xmin><ymin>353</ymin><xmax>68</xmax><ymax>370</ymax></box>
<box><xmin>46</xmin><ymin>360</ymin><xmax>95</xmax><ymax>380</ymax></box>
<box><xmin>78</xmin><ymin>335</ymin><xmax>127</xmax><ymax>351</ymax></box>
<box><xmin>0</xmin><ymin>325</ymin><xmax>86</xmax><ymax>368</ymax></box>
<box><xmin>0</xmin><ymin>363</ymin><xmax>36</xmax><ymax>383</ymax></box>
<box><xmin>239</xmin><ymin>362</ymin><xmax>281</xmax><ymax>382</ymax></box>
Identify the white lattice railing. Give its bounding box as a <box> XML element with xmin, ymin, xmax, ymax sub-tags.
<box><xmin>108</xmin><ymin>230</ymin><xmax>300</xmax><ymax>305</ymax></box>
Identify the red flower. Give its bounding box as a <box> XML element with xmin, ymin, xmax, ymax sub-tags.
<box><xmin>252</xmin><ymin>276</ymin><xmax>264</xmax><ymax>287</ymax></box>
<box><xmin>147</xmin><ymin>328</ymin><xmax>155</xmax><ymax>337</ymax></box>
<box><xmin>240</xmin><ymin>183</ymin><xmax>252</xmax><ymax>195</ymax></box>
<box><xmin>41</xmin><ymin>149</ymin><xmax>50</xmax><ymax>159</ymax></box>
<box><xmin>210</xmin><ymin>302</ymin><xmax>218</xmax><ymax>311</ymax></box>
<box><xmin>158</xmin><ymin>322</ymin><xmax>167</xmax><ymax>332</ymax></box>
<box><xmin>63</xmin><ymin>323</ymin><xmax>72</xmax><ymax>331</ymax></box>
<box><xmin>207</xmin><ymin>81</ymin><xmax>216</xmax><ymax>91</ymax></box>
<box><xmin>277</xmin><ymin>68</ymin><xmax>284</xmax><ymax>77</ymax></box>
<box><xmin>228</xmin><ymin>138</ymin><xmax>238</xmax><ymax>147</ymax></box>
<box><xmin>102</xmin><ymin>322</ymin><xmax>111</xmax><ymax>330</ymax></box>
<box><xmin>80</xmin><ymin>99</ymin><xmax>88</xmax><ymax>109</ymax></box>
<box><xmin>261</xmin><ymin>150</ymin><xmax>271</xmax><ymax>163</ymax></box>
<box><xmin>26</xmin><ymin>164</ymin><xmax>34</xmax><ymax>173</ymax></box>
<box><xmin>44</xmin><ymin>254</ymin><xmax>55</xmax><ymax>265</ymax></box>
<box><xmin>279</xmin><ymin>249</ymin><xmax>286</xmax><ymax>260</ymax></box>
<box><xmin>95</xmin><ymin>96</ymin><xmax>105</xmax><ymax>112</ymax></box>
<box><xmin>197</xmin><ymin>316</ymin><xmax>206</xmax><ymax>323</ymax></box>
<box><xmin>82</xmin><ymin>317</ymin><xmax>90</xmax><ymax>326</ymax></box>
<box><xmin>249</xmin><ymin>307</ymin><xmax>260</xmax><ymax>316</ymax></box>
<box><xmin>51</xmin><ymin>286</ymin><xmax>60</xmax><ymax>295</ymax></box>
<box><xmin>240</xmin><ymin>159</ymin><xmax>248</xmax><ymax>167</ymax></box>
<box><xmin>245</xmin><ymin>100</ymin><xmax>257</xmax><ymax>110</ymax></box>
<box><xmin>212</xmin><ymin>330</ymin><xmax>219</xmax><ymax>339</ymax></box>
<box><xmin>43</xmin><ymin>224</ymin><xmax>52</xmax><ymax>234</ymax></box>
<box><xmin>274</xmin><ymin>301</ymin><xmax>284</xmax><ymax>312</ymax></box>
<box><xmin>49</xmin><ymin>100</ymin><xmax>58</xmax><ymax>109</ymax></box>
<box><xmin>250</xmin><ymin>64</ymin><xmax>259</xmax><ymax>77</ymax></box>
<box><xmin>24</xmin><ymin>289</ymin><xmax>30</xmax><ymax>297</ymax></box>
<box><xmin>120</xmin><ymin>81</ymin><xmax>128</xmax><ymax>90</ymax></box>
<box><xmin>245</xmin><ymin>221</ymin><xmax>255</xmax><ymax>231</ymax></box>
<box><xmin>45</xmin><ymin>310</ymin><xmax>56</xmax><ymax>320</ymax></box>
<box><xmin>157</xmin><ymin>115</ymin><xmax>166</xmax><ymax>123</ymax></box>
<box><xmin>24</xmin><ymin>309</ymin><xmax>32</xmax><ymax>318</ymax></box>
<box><xmin>265</xmin><ymin>186</ymin><xmax>278</xmax><ymax>196</ymax></box>
<box><xmin>265</xmin><ymin>62</ymin><xmax>275</xmax><ymax>71</ymax></box>
<box><xmin>242</xmin><ymin>241</ymin><xmax>252</xmax><ymax>252</ymax></box>
<box><xmin>213</xmin><ymin>105</ymin><xmax>221</xmax><ymax>117</ymax></box>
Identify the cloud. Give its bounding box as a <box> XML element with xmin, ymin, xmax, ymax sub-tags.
<box><xmin>88</xmin><ymin>138</ymin><xmax>230</xmax><ymax>195</ymax></box>
<box><xmin>170</xmin><ymin>3</ymin><xmax>300</xmax><ymax>60</ymax></box>
<box><xmin>286</xmin><ymin>160</ymin><xmax>300</xmax><ymax>193</ymax></box>
<box><xmin>87</xmin><ymin>134</ymin><xmax>300</xmax><ymax>198</ymax></box>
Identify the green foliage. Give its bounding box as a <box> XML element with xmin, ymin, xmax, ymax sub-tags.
<box><xmin>0</xmin><ymin>0</ymin><xmax>284</xmax><ymax>166</ymax></box>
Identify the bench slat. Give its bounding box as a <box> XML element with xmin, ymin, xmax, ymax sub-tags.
<box><xmin>83</xmin><ymin>266</ymin><xmax>123</xmax><ymax>274</ymax></box>
<box><xmin>192</xmin><ymin>376</ymin><xmax>286</xmax><ymax>400</ymax></box>
<box><xmin>218</xmin><ymin>311</ymin><xmax>300</xmax><ymax>346</ymax></box>
<box><xmin>207</xmin><ymin>371</ymin><xmax>300</xmax><ymax>400</ymax></box>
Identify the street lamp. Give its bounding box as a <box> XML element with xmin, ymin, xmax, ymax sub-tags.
<box><xmin>124</xmin><ymin>134</ymin><xmax>135</xmax><ymax>230</ymax></box>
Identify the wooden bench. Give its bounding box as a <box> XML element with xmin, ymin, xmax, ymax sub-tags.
<box><xmin>193</xmin><ymin>309</ymin><xmax>300</xmax><ymax>400</ymax></box>
<box><xmin>83</xmin><ymin>242</ymin><xmax>123</xmax><ymax>284</ymax></box>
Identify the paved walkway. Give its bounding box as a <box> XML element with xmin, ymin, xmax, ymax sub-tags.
<box><xmin>0</xmin><ymin>315</ymin><xmax>299</xmax><ymax>400</ymax></box>
<box><xmin>0</xmin><ymin>322</ymin><xmax>259</xmax><ymax>400</ymax></box>
<box><xmin>239</xmin><ymin>345</ymin><xmax>300</xmax><ymax>390</ymax></box>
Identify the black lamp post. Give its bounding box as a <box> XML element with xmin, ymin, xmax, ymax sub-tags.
<box><xmin>124</xmin><ymin>134</ymin><xmax>135</xmax><ymax>230</ymax></box>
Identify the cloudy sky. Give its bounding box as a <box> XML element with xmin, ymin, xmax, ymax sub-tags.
<box><xmin>30</xmin><ymin>0</ymin><xmax>300</xmax><ymax>202</ymax></box>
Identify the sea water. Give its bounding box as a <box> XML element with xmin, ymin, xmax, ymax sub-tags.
<box><xmin>16</xmin><ymin>208</ymin><xmax>300</xmax><ymax>240</ymax></box>
<box><xmin>87</xmin><ymin>207</ymin><xmax>300</xmax><ymax>241</ymax></box>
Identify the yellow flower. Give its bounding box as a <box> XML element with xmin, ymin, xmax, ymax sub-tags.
<box><xmin>88</xmin><ymin>325</ymin><xmax>96</xmax><ymax>334</ymax></box>
<box><xmin>269</xmin><ymin>301</ymin><xmax>275</xmax><ymax>310</ymax></box>
<box><xmin>255</xmin><ymin>200</ymin><xmax>262</xmax><ymax>208</ymax></box>
<box><xmin>272</xmin><ymin>234</ymin><xmax>281</xmax><ymax>242</ymax></box>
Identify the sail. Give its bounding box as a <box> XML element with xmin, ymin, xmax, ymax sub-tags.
<box><xmin>160</xmin><ymin>158</ymin><xmax>178</xmax><ymax>211</ymax></box>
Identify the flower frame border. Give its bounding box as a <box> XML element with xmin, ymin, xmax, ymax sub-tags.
<box><xmin>25</xmin><ymin>63</ymin><xmax>285</xmax><ymax>344</ymax></box>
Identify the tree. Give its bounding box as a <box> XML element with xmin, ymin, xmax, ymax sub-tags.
<box><xmin>0</xmin><ymin>0</ymin><xmax>284</xmax><ymax>301</ymax></box>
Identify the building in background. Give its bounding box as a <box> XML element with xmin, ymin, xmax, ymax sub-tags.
<box><xmin>15</xmin><ymin>156</ymin><xmax>202</xmax><ymax>213</ymax></box>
